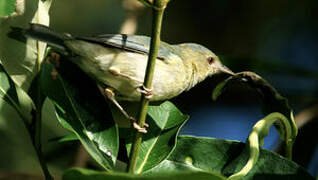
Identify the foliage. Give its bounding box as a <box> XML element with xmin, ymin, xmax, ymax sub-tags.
<box><xmin>0</xmin><ymin>0</ymin><xmax>315</xmax><ymax>180</ymax></box>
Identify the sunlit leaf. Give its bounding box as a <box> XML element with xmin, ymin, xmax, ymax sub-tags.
<box><xmin>0</xmin><ymin>0</ymin><xmax>52</xmax><ymax>91</ymax></box>
<box><xmin>0</xmin><ymin>0</ymin><xmax>16</xmax><ymax>17</ymax></box>
<box><xmin>0</xmin><ymin>63</ymin><xmax>34</xmax><ymax>125</ymax></box>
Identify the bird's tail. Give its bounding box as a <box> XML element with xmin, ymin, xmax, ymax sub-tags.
<box><xmin>11</xmin><ymin>23</ymin><xmax>73</xmax><ymax>51</ymax></box>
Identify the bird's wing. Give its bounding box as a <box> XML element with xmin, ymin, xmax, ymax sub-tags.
<box><xmin>77</xmin><ymin>34</ymin><xmax>177</xmax><ymax>62</ymax></box>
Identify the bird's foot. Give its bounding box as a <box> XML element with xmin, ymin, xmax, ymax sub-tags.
<box><xmin>137</xmin><ymin>85</ymin><xmax>153</xmax><ymax>99</ymax></box>
<box><xmin>129</xmin><ymin>116</ymin><xmax>149</xmax><ymax>134</ymax></box>
<box><xmin>46</xmin><ymin>52</ymin><xmax>60</xmax><ymax>67</ymax></box>
<box><xmin>45</xmin><ymin>52</ymin><xmax>61</xmax><ymax>80</ymax></box>
<box><xmin>99</xmin><ymin>86</ymin><xmax>149</xmax><ymax>133</ymax></box>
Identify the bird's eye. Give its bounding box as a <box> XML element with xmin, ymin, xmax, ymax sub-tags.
<box><xmin>207</xmin><ymin>57</ymin><xmax>214</xmax><ymax>65</ymax></box>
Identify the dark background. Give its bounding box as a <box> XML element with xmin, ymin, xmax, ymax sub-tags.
<box><xmin>1</xmin><ymin>0</ymin><xmax>317</xmax><ymax>177</ymax></box>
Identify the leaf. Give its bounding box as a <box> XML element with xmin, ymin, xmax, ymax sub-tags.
<box><xmin>138</xmin><ymin>0</ymin><xmax>153</xmax><ymax>7</ymax></box>
<box><xmin>0</xmin><ymin>63</ymin><xmax>35</xmax><ymax>125</ymax></box>
<box><xmin>146</xmin><ymin>136</ymin><xmax>314</xmax><ymax>180</ymax></box>
<box><xmin>0</xmin><ymin>0</ymin><xmax>52</xmax><ymax>91</ymax></box>
<box><xmin>0</xmin><ymin>0</ymin><xmax>16</xmax><ymax>17</ymax></box>
<box><xmin>126</xmin><ymin>101</ymin><xmax>189</xmax><ymax>173</ymax></box>
<box><xmin>212</xmin><ymin>72</ymin><xmax>297</xmax><ymax>155</ymax></box>
<box><xmin>63</xmin><ymin>167</ymin><xmax>226</xmax><ymax>180</ymax></box>
<box><xmin>137</xmin><ymin>0</ymin><xmax>171</xmax><ymax>8</ymax></box>
<box><xmin>40</xmin><ymin>58</ymin><xmax>119</xmax><ymax>171</ymax></box>
<box><xmin>229</xmin><ymin>112</ymin><xmax>294</xmax><ymax>179</ymax></box>
<box><xmin>49</xmin><ymin>133</ymin><xmax>78</xmax><ymax>143</ymax></box>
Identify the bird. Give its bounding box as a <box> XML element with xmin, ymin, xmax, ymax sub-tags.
<box><xmin>22</xmin><ymin>23</ymin><xmax>234</xmax><ymax>133</ymax></box>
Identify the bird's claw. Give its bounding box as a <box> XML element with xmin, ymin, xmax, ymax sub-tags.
<box><xmin>45</xmin><ymin>52</ymin><xmax>60</xmax><ymax>80</ymax></box>
<box><xmin>46</xmin><ymin>52</ymin><xmax>60</xmax><ymax>67</ymax></box>
<box><xmin>129</xmin><ymin>116</ymin><xmax>149</xmax><ymax>133</ymax></box>
<box><xmin>137</xmin><ymin>85</ymin><xmax>153</xmax><ymax>99</ymax></box>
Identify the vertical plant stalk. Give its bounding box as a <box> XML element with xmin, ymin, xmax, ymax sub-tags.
<box><xmin>33</xmin><ymin>76</ymin><xmax>53</xmax><ymax>180</ymax></box>
<box><xmin>27</xmin><ymin>43</ymin><xmax>53</xmax><ymax>180</ymax></box>
<box><xmin>127</xmin><ymin>0</ymin><xmax>167</xmax><ymax>173</ymax></box>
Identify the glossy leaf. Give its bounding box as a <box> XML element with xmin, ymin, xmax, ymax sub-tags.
<box><xmin>40</xmin><ymin>59</ymin><xmax>118</xmax><ymax>171</ymax></box>
<box><xmin>0</xmin><ymin>63</ymin><xmax>34</xmax><ymax>125</ymax></box>
<box><xmin>0</xmin><ymin>0</ymin><xmax>52</xmax><ymax>91</ymax></box>
<box><xmin>63</xmin><ymin>167</ymin><xmax>226</xmax><ymax>180</ymax></box>
<box><xmin>0</xmin><ymin>0</ymin><xmax>15</xmax><ymax>17</ymax></box>
<box><xmin>126</xmin><ymin>101</ymin><xmax>189</xmax><ymax>173</ymax></box>
<box><xmin>146</xmin><ymin>136</ymin><xmax>314</xmax><ymax>180</ymax></box>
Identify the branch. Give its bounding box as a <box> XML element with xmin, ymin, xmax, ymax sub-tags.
<box><xmin>127</xmin><ymin>0</ymin><xmax>168</xmax><ymax>173</ymax></box>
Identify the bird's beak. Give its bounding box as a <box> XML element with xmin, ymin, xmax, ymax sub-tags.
<box><xmin>217</xmin><ymin>64</ymin><xmax>235</xmax><ymax>75</ymax></box>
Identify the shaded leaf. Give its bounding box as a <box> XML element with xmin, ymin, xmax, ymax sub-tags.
<box><xmin>40</xmin><ymin>58</ymin><xmax>118</xmax><ymax>171</ymax></box>
<box><xmin>0</xmin><ymin>0</ymin><xmax>52</xmax><ymax>91</ymax></box>
<box><xmin>126</xmin><ymin>101</ymin><xmax>189</xmax><ymax>173</ymax></box>
<box><xmin>49</xmin><ymin>133</ymin><xmax>78</xmax><ymax>143</ymax></box>
<box><xmin>146</xmin><ymin>136</ymin><xmax>314</xmax><ymax>180</ymax></box>
<box><xmin>0</xmin><ymin>63</ymin><xmax>34</xmax><ymax>125</ymax></box>
<box><xmin>63</xmin><ymin>167</ymin><xmax>226</xmax><ymax>180</ymax></box>
<box><xmin>212</xmin><ymin>72</ymin><xmax>297</xmax><ymax>154</ymax></box>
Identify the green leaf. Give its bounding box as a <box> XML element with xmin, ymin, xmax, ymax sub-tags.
<box><xmin>0</xmin><ymin>63</ymin><xmax>35</xmax><ymax>125</ymax></box>
<box><xmin>40</xmin><ymin>58</ymin><xmax>119</xmax><ymax>171</ymax></box>
<box><xmin>0</xmin><ymin>0</ymin><xmax>52</xmax><ymax>91</ymax></box>
<box><xmin>138</xmin><ymin>0</ymin><xmax>153</xmax><ymax>7</ymax></box>
<box><xmin>125</xmin><ymin>101</ymin><xmax>189</xmax><ymax>173</ymax></box>
<box><xmin>146</xmin><ymin>136</ymin><xmax>314</xmax><ymax>180</ymax></box>
<box><xmin>0</xmin><ymin>0</ymin><xmax>16</xmax><ymax>17</ymax></box>
<box><xmin>63</xmin><ymin>167</ymin><xmax>226</xmax><ymax>180</ymax></box>
<box><xmin>49</xmin><ymin>133</ymin><xmax>78</xmax><ymax>143</ymax></box>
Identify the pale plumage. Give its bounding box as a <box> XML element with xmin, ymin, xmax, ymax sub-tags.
<box><xmin>22</xmin><ymin>23</ymin><xmax>234</xmax><ymax>132</ymax></box>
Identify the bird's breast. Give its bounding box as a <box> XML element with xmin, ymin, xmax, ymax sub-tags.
<box><xmin>66</xmin><ymin>40</ymin><xmax>190</xmax><ymax>101</ymax></box>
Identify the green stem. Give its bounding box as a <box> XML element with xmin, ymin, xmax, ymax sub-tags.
<box><xmin>28</xmin><ymin>74</ymin><xmax>53</xmax><ymax>180</ymax></box>
<box><xmin>127</xmin><ymin>0</ymin><xmax>166</xmax><ymax>173</ymax></box>
<box><xmin>33</xmin><ymin>140</ymin><xmax>53</xmax><ymax>180</ymax></box>
<box><xmin>35</xmin><ymin>88</ymin><xmax>53</xmax><ymax>180</ymax></box>
<box><xmin>25</xmin><ymin>41</ymin><xmax>53</xmax><ymax>179</ymax></box>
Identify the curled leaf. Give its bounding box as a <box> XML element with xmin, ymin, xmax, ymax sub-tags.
<box><xmin>146</xmin><ymin>136</ymin><xmax>314</xmax><ymax>180</ymax></box>
<box><xmin>212</xmin><ymin>71</ymin><xmax>297</xmax><ymax>158</ymax></box>
<box><xmin>228</xmin><ymin>112</ymin><xmax>294</xmax><ymax>179</ymax></box>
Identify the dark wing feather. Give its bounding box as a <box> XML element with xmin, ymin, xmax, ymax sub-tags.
<box><xmin>77</xmin><ymin>34</ymin><xmax>177</xmax><ymax>61</ymax></box>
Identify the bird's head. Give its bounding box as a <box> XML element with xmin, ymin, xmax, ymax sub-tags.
<box><xmin>175</xmin><ymin>43</ymin><xmax>234</xmax><ymax>84</ymax></box>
